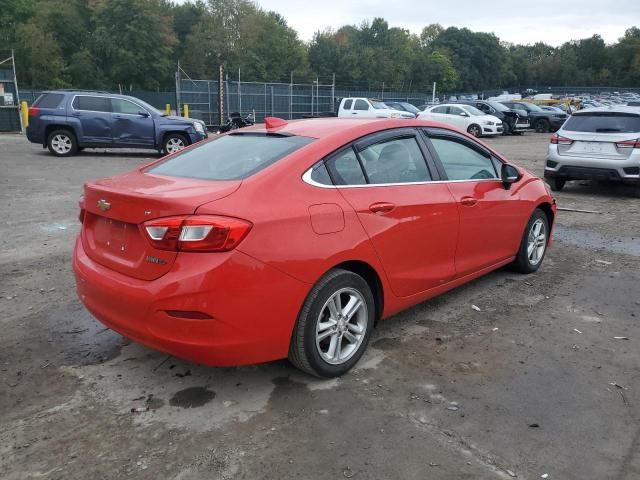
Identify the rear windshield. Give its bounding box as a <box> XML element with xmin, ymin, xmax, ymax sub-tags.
<box><xmin>147</xmin><ymin>133</ymin><xmax>314</xmax><ymax>181</ymax></box>
<box><xmin>33</xmin><ymin>93</ymin><xmax>64</xmax><ymax>109</ymax></box>
<box><xmin>563</xmin><ymin>113</ymin><xmax>640</xmax><ymax>133</ymax></box>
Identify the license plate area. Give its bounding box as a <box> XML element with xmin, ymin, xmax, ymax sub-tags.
<box><xmin>94</xmin><ymin>216</ymin><xmax>135</xmax><ymax>253</ymax></box>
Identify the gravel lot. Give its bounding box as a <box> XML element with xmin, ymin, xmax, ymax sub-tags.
<box><xmin>1</xmin><ymin>131</ymin><xmax>639</xmax><ymax>480</ymax></box>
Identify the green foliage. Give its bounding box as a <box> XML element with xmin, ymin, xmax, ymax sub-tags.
<box><xmin>3</xmin><ymin>0</ymin><xmax>639</xmax><ymax>92</ymax></box>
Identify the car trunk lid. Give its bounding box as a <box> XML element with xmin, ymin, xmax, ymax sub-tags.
<box><xmin>558</xmin><ymin>131</ymin><xmax>638</xmax><ymax>159</ymax></box>
<box><xmin>81</xmin><ymin>170</ymin><xmax>241</xmax><ymax>280</ymax></box>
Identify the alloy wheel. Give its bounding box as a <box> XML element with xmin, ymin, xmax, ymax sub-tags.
<box><xmin>315</xmin><ymin>287</ymin><xmax>368</xmax><ymax>365</ymax></box>
<box><xmin>166</xmin><ymin>137</ymin><xmax>186</xmax><ymax>154</ymax></box>
<box><xmin>527</xmin><ymin>219</ymin><xmax>547</xmax><ymax>266</ymax></box>
<box><xmin>51</xmin><ymin>134</ymin><xmax>72</xmax><ymax>154</ymax></box>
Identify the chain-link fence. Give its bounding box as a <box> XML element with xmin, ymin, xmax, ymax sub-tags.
<box><xmin>0</xmin><ymin>50</ymin><xmax>22</xmax><ymax>132</ymax></box>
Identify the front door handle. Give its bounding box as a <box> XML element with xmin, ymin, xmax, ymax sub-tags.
<box><xmin>369</xmin><ymin>202</ymin><xmax>395</xmax><ymax>214</ymax></box>
<box><xmin>460</xmin><ymin>197</ymin><xmax>478</xmax><ymax>207</ymax></box>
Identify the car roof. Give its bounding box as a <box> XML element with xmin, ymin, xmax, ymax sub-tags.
<box><xmin>239</xmin><ymin>117</ymin><xmax>455</xmax><ymax>140</ymax></box>
<box><xmin>42</xmin><ymin>89</ymin><xmax>142</xmax><ymax>101</ymax></box>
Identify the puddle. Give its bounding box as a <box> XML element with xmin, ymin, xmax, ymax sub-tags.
<box><xmin>554</xmin><ymin>226</ymin><xmax>640</xmax><ymax>257</ymax></box>
<box><xmin>170</xmin><ymin>387</ymin><xmax>216</xmax><ymax>408</ymax></box>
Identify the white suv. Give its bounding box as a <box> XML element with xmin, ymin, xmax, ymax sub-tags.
<box><xmin>337</xmin><ymin>97</ymin><xmax>415</xmax><ymax>119</ymax></box>
<box><xmin>544</xmin><ymin>106</ymin><xmax>640</xmax><ymax>197</ymax></box>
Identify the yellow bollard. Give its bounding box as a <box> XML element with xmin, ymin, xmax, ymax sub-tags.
<box><xmin>21</xmin><ymin>101</ymin><xmax>29</xmax><ymax>128</ymax></box>
<box><xmin>165</xmin><ymin>103</ymin><xmax>171</xmax><ymax>115</ymax></box>
<box><xmin>183</xmin><ymin>104</ymin><xmax>189</xmax><ymax>118</ymax></box>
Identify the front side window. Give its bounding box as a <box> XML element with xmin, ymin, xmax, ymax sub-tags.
<box><xmin>430</xmin><ymin>137</ymin><xmax>498</xmax><ymax>181</ymax></box>
<box><xmin>148</xmin><ymin>133</ymin><xmax>314</xmax><ymax>181</ymax></box>
<box><xmin>353</xmin><ymin>99</ymin><xmax>370</xmax><ymax>111</ymax></box>
<box><xmin>449</xmin><ymin>106</ymin><xmax>464</xmax><ymax>116</ymax></box>
<box><xmin>111</xmin><ymin>98</ymin><xmax>144</xmax><ymax>115</ymax></box>
<box><xmin>325</xmin><ymin>148</ymin><xmax>367</xmax><ymax>185</ymax></box>
<box><xmin>463</xmin><ymin>106</ymin><xmax>485</xmax><ymax>116</ymax></box>
<box><xmin>359</xmin><ymin>137</ymin><xmax>431</xmax><ymax>184</ymax></box>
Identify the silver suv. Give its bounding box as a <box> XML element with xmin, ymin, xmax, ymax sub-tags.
<box><xmin>544</xmin><ymin>106</ymin><xmax>640</xmax><ymax>197</ymax></box>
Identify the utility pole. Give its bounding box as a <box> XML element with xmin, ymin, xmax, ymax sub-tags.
<box><xmin>176</xmin><ymin>60</ymin><xmax>182</xmax><ymax>117</ymax></box>
<box><xmin>432</xmin><ymin>82</ymin><xmax>436</xmax><ymax>105</ymax></box>
<box><xmin>11</xmin><ymin>49</ymin><xmax>23</xmax><ymax>134</ymax></box>
<box><xmin>218</xmin><ymin>64</ymin><xmax>225</xmax><ymax>125</ymax></box>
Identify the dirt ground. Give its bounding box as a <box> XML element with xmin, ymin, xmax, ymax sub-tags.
<box><xmin>1</xmin><ymin>131</ymin><xmax>639</xmax><ymax>480</ymax></box>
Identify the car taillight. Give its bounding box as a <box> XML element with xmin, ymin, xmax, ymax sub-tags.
<box><xmin>550</xmin><ymin>134</ymin><xmax>573</xmax><ymax>145</ymax></box>
<box><xmin>28</xmin><ymin>106</ymin><xmax>40</xmax><ymax>117</ymax></box>
<box><xmin>615</xmin><ymin>139</ymin><xmax>640</xmax><ymax>149</ymax></box>
<box><xmin>143</xmin><ymin>215</ymin><xmax>252</xmax><ymax>252</ymax></box>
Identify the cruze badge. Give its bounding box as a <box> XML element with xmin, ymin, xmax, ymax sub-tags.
<box><xmin>145</xmin><ymin>255</ymin><xmax>167</xmax><ymax>265</ymax></box>
<box><xmin>97</xmin><ymin>199</ymin><xmax>111</xmax><ymax>212</ymax></box>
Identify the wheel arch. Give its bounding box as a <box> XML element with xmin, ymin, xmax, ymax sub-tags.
<box><xmin>162</xmin><ymin>130</ymin><xmax>191</xmax><ymax>146</ymax></box>
<box><xmin>44</xmin><ymin>124</ymin><xmax>77</xmax><ymax>146</ymax></box>
<box><xmin>536</xmin><ymin>201</ymin><xmax>555</xmax><ymax>229</ymax></box>
<box><xmin>330</xmin><ymin>260</ymin><xmax>384</xmax><ymax>326</ymax></box>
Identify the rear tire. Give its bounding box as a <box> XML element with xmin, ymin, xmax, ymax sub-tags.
<box><xmin>47</xmin><ymin>129</ymin><xmax>77</xmax><ymax>157</ymax></box>
<box><xmin>632</xmin><ymin>182</ymin><xmax>640</xmax><ymax>199</ymax></box>
<box><xmin>535</xmin><ymin>119</ymin><xmax>550</xmax><ymax>133</ymax></box>
<box><xmin>289</xmin><ymin>269</ymin><xmax>375</xmax><ymax>378</ymax></box>
<box><xmin>467</xmin><ymin>124</ymin><xmax>481</xmax><ymax>137</ymax></box>
<box><xmin>511</xmin><ymin>209</ymin><xmax>549</xmax><ymax>274</ymax></box>
<box><xmin>547</xmin><ymin>177</ymin><xmax>566</xmax><ymax>192</ymax></box>
<box><xmin>162</xmin><ymin>133</ymin><xmax>188</xmax><ymax>155</ymax></box>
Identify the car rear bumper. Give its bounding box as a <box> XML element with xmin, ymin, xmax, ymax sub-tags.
<box><xmin>545</xmin><ymin>146</ymin><xmax>640</xmax><ymax>183</ymax></box>
<box><xmin>72</xmin><ymin>237</ymin><xmax>310</xmax><ymax>366</ymax></box>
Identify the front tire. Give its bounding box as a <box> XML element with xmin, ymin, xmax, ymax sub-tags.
<box><xmin>162</xmin><ymin>133</ymin><xmax>188</xmax><ymax>155</ymax></box>
<box><xmin>502</xmin><ymin>121</ymin><xmax>511</xmax><ymax>135</ymax></box>
<box><xmin>467</xmin><ymin>124</ymin><xmax>482</xmax><ymax>137</ymax></box>
<box><xmin>511</xmin><ymin>209</ymin><xmax>549</xmax><ymax>274</ymax></box>
<box><xmin>289</xmin><ymin>269</ymin><xmax>375</xmax><ymax>378</ymax></box>
<box><xmin>47</xmin><ymin>129</ymin><xmax>77</xmax><ymax>157</ymax></box>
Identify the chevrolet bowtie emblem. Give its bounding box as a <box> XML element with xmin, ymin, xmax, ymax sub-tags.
<box><xmin>97</xmin><ymin>199</ymin><xmax>111</xmax><ymax>212</ymax></box>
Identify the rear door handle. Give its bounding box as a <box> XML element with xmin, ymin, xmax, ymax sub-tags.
<box><xmin>460</xmin><ymin>197</ymin><xmax>478</xmax><ymax>207</ymax></box>
<box><xmin>369</xmin><ymin>202</ymin><xmax>395</xmax><ymax>214</ymax></box>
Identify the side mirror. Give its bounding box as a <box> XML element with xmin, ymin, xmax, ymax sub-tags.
<box><xmin>501</xmin><ymin>163</ymin><xmax>521</xmax><ymax>189</ymax></box>
<box><xmin>460</xmin><ymin>112</ymin><xmax>469</xmax><ymax>117</ymax></box>
<box><xmin>138</xmin><ymin>111</ymin><xmax>150</xmax><ymax>117</ymax></box>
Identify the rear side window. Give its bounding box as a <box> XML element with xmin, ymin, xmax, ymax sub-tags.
<box><xmin>430</xmin><ymin>138</ymin><xmax>498</xmax><ymax>180</ymax></box>
<box><xmin>326</xmin><ymin>148</ymin><xmax>367</xmax><ymax>185</ymax></box>
<box><xmin>563</xmin><ymin>113</ymin><xmax>640</xmax><ymax>133</ymax></box>
<box><xmin>33</xmin><ymin>93</ymin><xmax>64</xmax><ymax>109</ymax></box>
<box><xmin>148</xmin><ymin>133</ymin><xmax>314</xmax><ymax>181</ymax></box>
<box><xmin>343</xmin><ymin>99</ymin><xmax>353</xmax><ymax>110</ymax></box>
<box><xmin>73</xmin><ymin>96</ymin><xmax>111</xmax><ymax>113</ymax></box>
<box><xmin>359</xmin><ymin>137</ymin><xmax>431</xmax><ymax>184</ymax></box>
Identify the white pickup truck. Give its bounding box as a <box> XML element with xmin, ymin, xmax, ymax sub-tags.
<box><xmin>337</xmin><ymin>97</ymin><xmax>416</xmax><ymax>119</ymax></box>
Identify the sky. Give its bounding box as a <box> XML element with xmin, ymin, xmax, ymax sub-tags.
<box><xmin>240</xmin><ymin>0</ymin><xmax>638</xmax><ymax>46</ymax></box>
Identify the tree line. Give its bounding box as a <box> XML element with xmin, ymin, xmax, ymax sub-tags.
<box><xmin>2</xmin><ymin>0</ymin><xmax>639</xmax><ymax>92</ymax></box>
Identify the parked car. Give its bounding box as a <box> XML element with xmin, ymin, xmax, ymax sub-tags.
<box><xmin>538</xmin><ymin>105</ymin><xmax>566</xmax><ymax>114</ymax></box>
<box><xmin>419</xmin><ymin>103</ymin><xmax>503</xmax><ymax>137</ymax></box>
<box><xmin>453</xmin><ymin>100</ymin><xmax>529</xmax><ymax>135</ymax></box>
<box><xmin>73</xmin><ymin>116</ymin><xmax>556</xmax><ymax>377</ymax></box>
<box><xmin>384</xmin><ymin>101</ymin><xmax>420</xmax><ymax>117</ymax></box>
<box><xmin>26</xmin><ymin>90</ymin><xmax>207</xmax><ymax>157</ymax></box>
<box><xmin>501</xmin><ymin>101</ymin><xmax>568</xmax><ymax>133</ymax></box>
<box><xmin>545</xmin><ymin>106</ymin><xmax>640</xmax><ymax>197</ymax></box>
<box><xmin>337</xmin><ymin>97</ymin><xmax>415</xmax><ymax>119</ymax></box>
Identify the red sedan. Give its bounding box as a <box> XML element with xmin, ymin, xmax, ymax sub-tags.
<box><xmin>73</xmin><ymin>117</ymin><xmax>556</xmax><ymax>377</ymax></box>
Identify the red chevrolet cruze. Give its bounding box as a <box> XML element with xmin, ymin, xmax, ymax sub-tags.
<box><xmin>73</xmin><ymin>117</ymin><xmax>556</xmax><ymax>377</ymax></box>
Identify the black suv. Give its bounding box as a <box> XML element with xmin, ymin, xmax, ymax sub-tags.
<box><xmin>500</xmin><ymin>101</ymin><xmax>568</xmax><ymax>133</ymax></box>
<box><xmin>453</xmin><ymin>100</ymin><xmax>529</xmax><ymax>135</ymax></box>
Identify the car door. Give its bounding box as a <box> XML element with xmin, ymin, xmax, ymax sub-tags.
<box><xmin>422</xmin><ymin>105</ymin><xmax>448</xmax><ymax>122</ymax></box>
<box><xmin>351</xmin><ymin>99</ymin><xmax>373</xmax><ymax>118</ymax></box>
<box><xmin>423</xmin><ymin>128</ymin><xmax>523</xmax><ymax>277</ymax></box>
<box><xmin>447</xmin><ymin>106</ymin><xmax>469</xmax><ymax>129</ymax></box>
<box><xmin>326</xmin><ymin>128</ymin><xmax>459</xmax><ymax>297</ymax></box>
<box><xmin>110</xmin><ymin>98</ymin><xmax>155</xmax><ymax>147</ymax></box>
<box><xmin>70</xmin><ymin>95</ymin><xmax>113</xmax><ymax>144</ymax></box>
